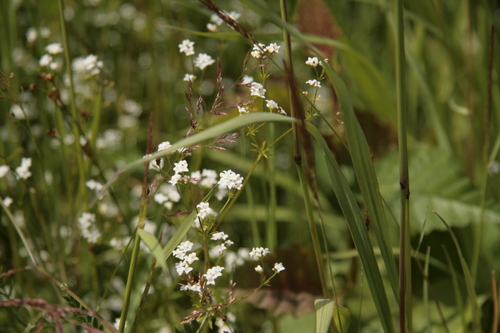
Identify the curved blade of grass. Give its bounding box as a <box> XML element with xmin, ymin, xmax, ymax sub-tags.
<box><xmin>138</xmin><ymin>230</ymin><xmax>167</xmax><ymax>271</ymax></box>
<box><xmin>333</xmin><ymin>304</ymin><xmax>351</xmax><ymax>333</ymax></box>
<box><xmin>434</xmin><ymin>211</ymin><xmax>481</xmax><ymax>332</ymax></box>
<box><xmin>92</xmin><ymin>112</ymin><xmax>295</xmax><ymax>207</ymax></box>
<box><xmin>240</xmin><ymin>0</ymin><xmax>399</xmax><ymax>303</ymax></box>
<box><xmin>308</xmin><ymin>123</ymin><xmax>395</xmax><ymax>333</ymax></box>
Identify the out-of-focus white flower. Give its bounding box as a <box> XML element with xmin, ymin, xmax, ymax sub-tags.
<box><xmin>78</xmin><ymin>212</ymin><xmax>101</xmax><ymax>243</ymax></box>
<box><xmin>15</xmin><ymin>158</ymin><xmax>32</xmax><ymax>180</ymax></box>
<box><xmin>241</xmin><ymin>75</ymin><xmax>254</xmax><ymax>85</ymax></box>
<box><xmin>72</xmin><ymin>54</ymin><xmax>103</xmax><ymax>76</ymax></box>
<box><xmin>178</xmin><ymin>39</ymin><xmax>195</xmax><ymax>56</ymax></box>
<box><xmin>0</xmin><ymin>165</ymin><xmax>10</xmax><ymax>178</ymax></box>
<box><xmin>158</xmin><ymin>141</ymin><xmax>172</xmax><ymax>151</ymax></box>
<box><xmin>194</xmin><ymin>53</ymin><xmax>215</xmax><ymax>70</ymax></box>
<box><xmin>45</xmin><ymin>43</ymin><xmax>63</xmax><ymax>54</ymax></box>
<box><xmin>183</xmin><ymin>74</ymin><xmax>196</xmax><ymax>82</ymax></box>
<box><xmin>237</xmin><ymin>106</ymin><xmax>248</xmax><ymax>115</ymax></box>
<box><xmin>39</xmin><ymin>54</ymin><xmax>53</xmax><ymax>67</ymax></box>
<box><xmin>26</xmin><ymin>28</ymin><xmax>38</xmax><ymax>43</ymax></box>
<box><xmin>3</xmin><ymin>197</ymin><xmax>13</xmax><ymax>208</ymax></box>
<box><xmin>255</xmin><ymin>265</ymin><xmax>263</xmax><ymax>273</ymax></box>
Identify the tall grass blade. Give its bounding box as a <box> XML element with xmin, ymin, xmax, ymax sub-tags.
<box><xmin>308</xmin><ymin>123</ymin><xmax>395</xmax><ymax>333</ymax></box>
<box><xmin>434</xmin><ymin>211</ymin><xmax>481</xmax><ymax>332</ymax></box>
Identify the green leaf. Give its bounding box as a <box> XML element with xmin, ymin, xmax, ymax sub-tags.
<box><xmin>137</xmin><ymin>229</ymin><xmax>167</xmax><ymax>272</ymax></box>
<box><xmin>162</xmin><ymin>208</ymin><xmax>198</xmax><ymax>261</ymax></box>
<box><xmin>333</xmin><ymin>303</ymin><xmax>351</xmax><ymax>333</ymax></box>
<box><xmin>315</xmin><ymin>299</ymin><xmax>334</xmax><ymax>333</ymax></box>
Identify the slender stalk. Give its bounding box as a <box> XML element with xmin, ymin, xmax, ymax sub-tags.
<box><xmin>492</xmin><ymin>271</ymin><xmax>498</xmax><ymax>333</ymax></box>
<box><xmin>57</xmin><ymin>0</ymin><xmax>87</xmax><ymax>202</ymax></box>
<box><xmin>119</xmin><ymin>114</ymin><xmax>153</xmax><ymax>332</ymax></box>
<box><xmin>394</xmin><ymin>0</ymin><xmax>411</xmax><ymax>332</ymax></box>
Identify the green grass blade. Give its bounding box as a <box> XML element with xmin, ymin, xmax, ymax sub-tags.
<box><xmin>93</xmin><ymin>112</ymin><xmax>295</xmax><ymax>206</ymax></box>
<box><xmin>434</xmin><ymin>211</ymin><xmax>481</xmax><ymax>332</ymax></box>
<box><xmin>308</xmin><ymin>123</ymin><xmax>395</xmax><ymax>333</ymax></box>
<box><xmin>138</xmin><ymin>230</ymin><xmax>168</xmax><ymax>272</ymax></box>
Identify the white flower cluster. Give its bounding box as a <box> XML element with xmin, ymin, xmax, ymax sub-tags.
<box><xmin>250</xmin><ymin>82</ymin><xmax>266</xmax><ymax>99</ymax></box>
<box><xmin>26</xmin><ymin>27</ymin><xmax>51</xmax><ymax>44</ymax></box>
<box><xmin>209</xmin><ymin>231</ymin><xmax>234</xmax><ymax>257</ymax></box>
<box><xmin>217</xmin><ymin>170</ymin><xmax>244</xmax><ymax>200</ymax></box>
<box><xmin>78</xmin><ymin>212</ymin><xmax>101</xmax><ymax>243</ymax></box>
<box><xmin>194</xmin><ymin>53</ymin><xmax>215</xmax><ymax>70</ymax></box>
<box><xmin>15</xmin><ymin>157</ymin><xmax>32</xmax><ymax>180</ymax></box>
<box><xmin>249</xmin><ymin>247</ymin><xmax>285</xmax><ymax>274</ymax></box>
<box><xmin>306</xmin><ymin>79</ymin><xmax>321</xmax><ymax>88</ymax></box>
<box><xmin>206</xmin><ymin>11</ymin><xmax>240</xmax><ymax>32</ymax></box>
<box><xmin>39</xmin><ymin>43</ymin><xmax>63</xmax><ymax>70</ymax></box>
<box><xmin>154</xmin><ymin>183</ymin><xmax>181</xmax><ymax>209</ymax></box>
<box><xmin>195</xmin><ymin>202</ymin><xmax>217</xmax><ymax>226</ymax></box>
<box><xmin>178</xmin><ymin>39</ymin><xmax>195</xmax><ymax>56</ymax></box>
<box><xmin>251</xmin><ymin>43</ymin><xmax>281</xmax><ymax>59</ymax></box>
<box><xmin>265</xmin><ymin>99</ymin><xmax>286</xmax><ymax>115</ymax></box>
<box><xmin>190</xmin><ymin>169</ymin><xmax>218</xmax><ymax>188</ymax></box>
<box><xmin>0</xmin><ymin>165</ymin><xmax>9</xmax><ymax>178</ymax></box>
<box><xmin>173</xmin><ymin>241</ymin><xmax>199</xmax><ymax>276</ymax></box>
<box><xmin>72</xmin><ymin>54</ymin><xmax>103</xmax><ymax>77</ymax></box>
<box><xmin>169</xmin><ymin>160</ymin><xmax>189</xmax><ymax>186</ymax></box>
<box><xmin>204</xmin><ymin>265</ymin><xmax>224</xmax><ymax>285</ymax></box>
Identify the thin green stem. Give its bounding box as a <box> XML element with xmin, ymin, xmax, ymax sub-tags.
<box><xmin>57</xmin><ymin>0</ymin><xmax>87</xmax><ymax>203</ymax></box>
<box><xmin>395</xmin><ymin>0</ymin><xmax>411</xmax><ymax>332</ymax></box>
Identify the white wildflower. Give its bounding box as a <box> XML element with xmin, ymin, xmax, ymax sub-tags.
<box><xmin>158</xmin><ymin>141</ymin><xmax>172</xmax><ymax>151</ymax></box>
<box><xmin>255</xmin><ymin>265</ymin><xmax>263</xmax><ymax>273</ymax></box>
<box><xmin>196</xmin><ymin>202</ymin><xmax>216</xmax><ymax>220</ymax></box>
<box><xmin>249</xmin><ymin>247</ymin><xmax>270</xmax><ymax>258</ymax></box>
<box><xmin>241</xmin><ymin>75</ymin><xmax>254</xmax><ymax>85</ymax></box>
<box><xmin>169</xmin><ymin>173</ymin><xmax>182</xmax><ymax>186</ymax></box>
<box><xmin>175</xmin><ymin>261</ymin><xmax>193</xmax><ymax>275</ymax></box>
<box><xmin>207</xmin><ymin>23</ymin><xmax>218</xmax><ymax>32</ymax></box>
<box><xmin>200</xmin><ymin>169</ymin><xmax>218</xmax><ymax>188</ymax></box>
<box><xmin>306</xmin><ymin>79</ymin><xmax>321</xmax><ymax>88</ymax></box>
<box><xmin>45</xmin><ymin>43</ymin><xmax>63</xmax><ymax>54</ymax></box>
<box><xmin>0</xmin><ymin>165</ymin><xmax>10</xmax><ymax>178</ymax></box>
<box><xmin>72</xmin><ymin>54</ymin><xmax>103</xmax><ymax>76</ymax></box>
<box><xmin>218</xmin><ymin>170</ymin><xmax>244</xmax><ymax>190</ymax></box>
<box><xmin>305</xmin><ymin>57</ymin><xmax>319</xmax><ymax>67</ymax></box>
<box><xmin>204</xmin><ymin>266</ymin><xmax>224</xmax><ymax>285</ymax></box>
<box><xmin>237</xmin><ymin>106</ymin><xmax>248</xmax><ymax>115</ymax></box>
<box><xmin>173</xmin><ymin>160</ymin><xmax>189</xmax><ymax>174</ymax></box>
<box><xmin>183</xmin><ymin>73</ymin><xmax>196</xmax><ymax>82</ymax></box>
<box><xmin>178</xmin><ymin>39</ymin><xmax>195</xmax><ymax>56</ymax></box>
<box><xmin>26</xmin><ymin>28</ymin><xmax>37</xmax><ymax>43</ymax></box>
<box><xmin>3</xmin><ymin>197</ymin><xmax>13</xmax><ymax>208</ymax></box>
<box><xmin>250</xmin><ymin>82</ymin><xmax>266</xmax><ymax>98</ymax></box>
<box><xmin>211</xmin><ymin>231</ymin><xmax>229</xmax><ymax>241</ymax></box>
<box><xmin>251</xmin><ymin>43</ymin><xmax>266</xmax><ymax>59</ymax></box>
<box><xmin>15</xmin><ymin>157</ymin><xmax>32</xmax><ymax>180</ymax></box>
<box><xmin>266</xmin><ymin>99</ymin><xmax>279</xmax><ymax>110</ymax></box>
<box><xmin>273</xmin><ymin>262</ymin><xmax>285</xmax><ymax>273</ymax></box>
<box><xmin>86</xmin><ymin>179</ymin><xmax>103</xmax><ymax>191</ymax></box>
<box><xmin>39</xmin><ymin>54</ymin><xmax>53</xmax><ymax>67</ymax></box>
<box><xmin>194</xmin><ymin>53</ymin><xmax>215</xmax><ymax>70</ymax></box>
<box><xmin>180</xmin><ymin>282</ymin><xmax>202</xmax><ymax>293</ymax></box>
<box><xmin>266</xmin><ymin>43</ymin><xmax>280</xmax><ymax>54</ymax></box>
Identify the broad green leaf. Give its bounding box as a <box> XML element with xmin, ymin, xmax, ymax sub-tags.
<box><xmin>138</xmin><ymin>229</ymin><xmax>167</xmax><ymax>271</ymax></box>
<box><xmin>308</xmin><ymin>123</ymin><xmax>395</xmax><ymax>333</ymax></box>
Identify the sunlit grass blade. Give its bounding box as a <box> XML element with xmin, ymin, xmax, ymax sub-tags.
<box><xmin>308</xmin><ymin>123</ymin><xmax>395</xmax><ymax>333</ymax></box>
<box><xmin>138</xmin><ymin>230</ymin><xmax>168</xmax><ymax>271</ymax></box>
<box><xmin>93</xmin><ymin>112</ymin><xmax>295</xmax><ymax>206</ymax></box>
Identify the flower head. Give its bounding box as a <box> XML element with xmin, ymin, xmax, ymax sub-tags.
<box><xmin>194</xmin><ymin>53</ymin><xmax>215</xmax><ymax>70</ymax></box>
<box><xmin>305</xmin><ymin>57</ymin><xmax>319</xmax><ymax>67</ymax></box>
<box><xmin>218</xmin><ymin>170</ymin><xmax>244</xmax><ymax>190</ymax></box>
<box><xmin>204</xmin><ymin>265</ymin><xmax>224</xmax><ymax>285</ymax></box>
<box><xmin>250</xmin><ymin>82</ymin><xmax>266</xmax><ymax>99</ymax></box>
<box><xmin>45</xmin><ymin>43</ymin><xmax>63</xmax><ymax>54</ymax></box>
<box><xmin>178</xmin><ymin>39</ymin><xmax>195</xmax><ymax>56</ymax></box>
<box><xmin>273</xmin><ymin>262</ymin><xmax>285</xmax><ymax>273</ymax></box>
<box><xmin>306</xmin><ymin>79</ymin><xmax>321</xmax><ymax>88</ymax></box>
